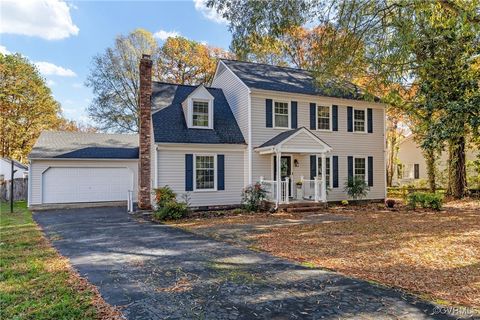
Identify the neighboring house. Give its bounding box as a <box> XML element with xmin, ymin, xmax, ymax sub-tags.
<box><xmin>0</xmin><ymin>158</ymin><xmax>28</xmax><ymax>181</ymax></box>
<box><xmin>393</xmin><ymin>135</ymin><xmax>479</xmax><ymax>186</ymax></box>
<box><xmin>28</xmin><ymin>56</ymin><xmax>387</xmax><ymax>209</ymax></box>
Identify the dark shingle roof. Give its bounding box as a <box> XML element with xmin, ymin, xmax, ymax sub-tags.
<box><xmin>258</xmin><ymin>128</ymin><xmax>302</xmax><ymax>148</ymax></box>
<box><xmin>151</xmin><ymin>82</ymin><xmax>245</xmax><ymax>144</ymax></box>
<box><xmin>29</xmin><ymin>131</ymin><xmax>139</xmax><ymax>159</ymax></box>
<box><xmin>221</xmin><ymin>59</ymin><xmax>376</xmax><ymax>101</ymax></box>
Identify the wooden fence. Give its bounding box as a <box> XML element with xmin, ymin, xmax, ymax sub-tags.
<box><xmin>1</xmin><ymin>178</ymin><xmax>28</xmax><ymax>201</ymax></box>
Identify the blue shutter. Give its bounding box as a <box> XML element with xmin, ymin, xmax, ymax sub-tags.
<box><xmin>347</xmin><ymin>156</ymin><xmax>353</xmax><ymax>180</ymax></box>
<box><xmin>367</xmin><ymin>108</ymin><xmax>373</xmax><ymax>133</ymax></box>
<box><xmin>333</xmin><ymin>155</ymin><xmax>339</xmax><ymax>188</ymax></box>
<box><xmin>185</xmin><ymin>154</ymin><xmax>193</xmax><ymax>191</ymax></box>
<box><xmin>291</xmin><ymin>101</ymin><xmax>298</xmax><ymax>128</ymax></box>
<box><xmin>217</xmin><ymin>154</ymin><xmax>225</xmax><ymax>190</ymax></box>
<box><xmin>310</xmin><ymin>155</ymin><xmax>317</xmax><ymax>179</ymax></box>
<box><xmin>310</xmin><ymin>103</ymin><xmax>316</xmax><ymax>130</ymax></box>
<box><xmin>266</xmin><ymin>99</ymin><xmax>273</xmax><ymax>128</ymax></box>
<box><xmin>347</xmin><ymin>107</ymin><xmax>353</xmax><ymax>132</ymax></box>
<box><xmin>368</xmin><ymin>156</ymin><xmax>373</xmax><ymax>186</ymax></box>
<box><xmin>332</xmin><ymin>105</ymin><xmax>338</xmax><ymax>131</ymax></box>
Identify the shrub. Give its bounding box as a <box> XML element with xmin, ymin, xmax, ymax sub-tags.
<box><xmin>154</xmin><ymin>201</ymin><xmax>188</xmax><ymax>220</ymax></box>
<box><xmin>242</xmin><ymin>183</ymin><xmax>267</xmax><ymax>212</ymax></box>
<box><xmin>154</xmin><ymin>186</ymin><xmax>176</xmax><ymax>207</ymax></box>
<box><xmin>341</xmin><ymin>200</ymin><xmax>349</xmax><ymax>206</ymax></box>
<box><xmin>343</xmin><ymin>176</ymin><xmax>370</xmax><ymax>200</ymax></box>
<box><xmin>153</xmin><ymin>186</ymin><xmax>189</xmax><ymax>220</ymax></box>
<box><xmin>385</xmin><ymin>199</ymin><xmax>395</xmax><ymax>208</ymax></box>
<box><xmin>407</xmin><ymin>192</ymin><xmax>443</xmax><ymax>211</ymax></box>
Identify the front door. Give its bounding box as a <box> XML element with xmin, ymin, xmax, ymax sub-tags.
<box><xmin>273</xmin><ymin>156</ymin><xmax>292</xmax><ymax>196</ymax></box>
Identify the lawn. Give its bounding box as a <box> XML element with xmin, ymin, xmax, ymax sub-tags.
<box><xmin>0</xmin><ymin>201</ymin><xmax>122</xmax><ymax>320</ymax></box>
<box><xmin>171</xmin><ymin>198</ymin><xmax>480</xmax><ymax>309</ymax></box>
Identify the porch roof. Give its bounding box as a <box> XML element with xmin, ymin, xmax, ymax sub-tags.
<box><xmin>255</xmin><ymin>127</ymin><xmax>332</xmax><ymax>154</ymax></box>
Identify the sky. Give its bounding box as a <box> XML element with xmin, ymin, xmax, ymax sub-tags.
<box><xmin>0</xmin><ymin>0</ymin><xmax>232</xmax><ymax>124</ymax></box>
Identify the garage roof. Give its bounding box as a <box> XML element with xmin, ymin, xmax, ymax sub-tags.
<box><xmin>29</xmin><ymin>131</ymin><xmax>139</xmax><ymax>159</ymax></box>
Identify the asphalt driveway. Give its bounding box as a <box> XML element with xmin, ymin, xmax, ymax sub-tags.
<box><xmin>34</xmin><ymin>207</ymin><xmax>459</xmax><ymax>320</ymax></box>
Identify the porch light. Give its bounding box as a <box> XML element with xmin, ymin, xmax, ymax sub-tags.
<box><xmin>294</xmin><ymin>159</ymin><xmax>299</xmax><ymax>167</ymax></box>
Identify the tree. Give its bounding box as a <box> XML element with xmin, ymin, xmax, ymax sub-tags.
<box><xmin>0</xmin><ymin>53</ymin><xmax>68</xmax><ymax>163</ymax></box>
<box><xmin>86</xmin><ymin>29</ymin><xmax>233</xmax><ymax>133</ymax></box>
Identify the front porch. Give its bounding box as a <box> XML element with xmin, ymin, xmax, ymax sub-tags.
<box><xmin>255</xmin><ymin>127</ymin><xmax>332</xmax><ymax>207</ymax></box>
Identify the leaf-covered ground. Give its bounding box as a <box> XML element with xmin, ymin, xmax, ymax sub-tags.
<box><xmin>0</xmin><ymin>201</ymin><xmax>123</xmax><ymax>319</ymax></box>
<box><xmin>172</xmin><ymin>199</ymin><xmax>480</xmax><ymax>309</ymax></box>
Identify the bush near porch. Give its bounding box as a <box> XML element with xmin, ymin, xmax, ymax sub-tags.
<box><xmin>170</xmin><ymin>199</ymin><xmax>480</xmax><ymax>309</ymax></box>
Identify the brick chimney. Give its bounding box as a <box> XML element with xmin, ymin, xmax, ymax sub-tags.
<box><xmin>138</xmin><ymin>54</ymin><xmax>152</xmax><ymax>210</ymax></box>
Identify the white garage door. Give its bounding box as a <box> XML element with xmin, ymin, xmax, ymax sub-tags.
<box><xmin>42</xmin><ymin>167</ymin><xmax>133</xmax><ymax>204</ymax></box>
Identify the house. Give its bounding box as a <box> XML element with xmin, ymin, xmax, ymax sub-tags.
<box><xmin>28</xmin><ymin>56</ymin><xmax>387</xmax><ymax>209</ymax></box>
<box><xmin>0</xmin><ymin>158</ymin><xmax>28</xmax><ymax>181</ymax></box>
<box><xmin>394</xmin><ymin>135</ymin><xmax>479</xmax><ymax>187</ymax></box>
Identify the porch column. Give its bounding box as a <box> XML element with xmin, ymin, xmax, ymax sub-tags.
<box><xmin>321</xmin><ymin>153</ymin><xmax>327</xmax><ymax>202</ymax></box>
<box><xmin>276</xmin><ymin>150</ymin><xmax>281</xmax><ymax>206</ymax></box>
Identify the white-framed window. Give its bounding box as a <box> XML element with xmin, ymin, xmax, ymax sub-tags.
<box><xmin>354</xmin><ymin>108</ymin><xmax>366</xmax><ymax>132</ymax></box>
<box><xmin>274</xmin><ymin>101</ymin><xmax>289</xmax><ymax>128</ymax></box>
<box><xmin>194</xmin><ymin>154</ymin><xmax>216</xmax><ymax>190</ymax></box>
<box><xmin>317</xmin><ymin>156</ymin><xmax>332</xmax><ymax>187</ymax></box>
<box><xmin>354</xmin><ymin>157</ymin><xmax>366</xmax><ymax>181</ymax></box>
<box><xmin>317</xmin><ymin>105</ymin><xmax>331</xmax><ymax>131</ymax></box>
<box><xmin>192</xmin><ymin>100</ymin><xmax>210</xmax><ymax>128</ymax></box>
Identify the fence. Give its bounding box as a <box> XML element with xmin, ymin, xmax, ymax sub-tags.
<box><xmin>1</xmin><ymin>178</ymin><xmax>28</xmax><ymax>201</ymax></box>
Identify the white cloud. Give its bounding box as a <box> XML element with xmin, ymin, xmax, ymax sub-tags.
<box><xmin>153</xmin><ymin>29</ymin><xmax>180</xmax><ymax>40</ymax></box>
<box><xmin>72</xmin><ymin>82</ymin><xmax>83</xmax><ymax>88</ymax></box>
<box><xmin>46</xmin><ymin>79</ymin><xmax>56</xmax><ymax>86</ymax></box>
<box><xmin>193</xmin><ymin>0</ymin><xmax>228</xmax><ymax>24</ymax></box>
<box><xmin>35</xmin><ymin>61</ymin><xmax>77</xmax><ymax>77</ymax></box>
<box><xmin>0</xmin><ymin>45</ymin><xmax>11</xmax><ymax>55</ymax></box>
<box><xmin>0</xmin><ymin>0</ymin><xmax>79</xmax><ymax>40</ymax></box>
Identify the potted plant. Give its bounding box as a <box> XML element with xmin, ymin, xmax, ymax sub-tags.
<box><xmin>295</xmin><ymin>181</ymin><xmax>303</xmax><ymax>200</ymax></box>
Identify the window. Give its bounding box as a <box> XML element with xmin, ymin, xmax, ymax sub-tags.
<box><xmin>414</xmin><ymin>164</ymin><xmax>420</xmax><ymax>179</ymax></box>
<box><xmin>354</xmin><ymin>157</ymin><xmax>366</xmax><ymax>180</ymax></box>
<box><xmin>195</xmin><ymin>155</ymin><xmax>215</xmax><ymax>190</ymax></box>
<box><xmin>318</xmin><ymin>156</ymin><xmax>331</xmax><ymax>187</ymax></box>
<box><xmin>354</xmin><ymin>109</ymin><xmax>366</xmax><ymax>132</ymax></box>
<box><xmin>397</xmin><ymin>164</ymin><xmax>404</xmax><ymax>179</ymax></box>
<box><xmin>317</xmin><ymin>105</ymin><xmax>331</xmax><ymax>130</ymax></box>
<box><xmin>274</xmin><ymin>101</ymin><xmax>289</xmax><ymax>128</ymax></box>
<box><xmin>192</xmin><ymin>100</ymin><xmax>210</xmax><ymax>127</ymax></box>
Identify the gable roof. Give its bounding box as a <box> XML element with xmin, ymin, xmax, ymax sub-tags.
<box><xmin>256</xmin><ymin>127</ymin><xmax>331</xmax><ymax>152</ymax></box>
<box><xmin>0</xmin><ymin>158</ymin><xmax>28</xmax><ymax>170</ymax></box>
<box><xmin>29</xmin><ymin>131</ymin><xmax>139</xmax><ymax>159</ymax></box>
<box><xmin>221</xmin><ymin>59</ymin><xmax>377</xmax><ymax>101</ymax></box>
<box><xmin>151</xmin><ymin>82</ymin><xmax>245</xmax><ymax>144</ymax></box>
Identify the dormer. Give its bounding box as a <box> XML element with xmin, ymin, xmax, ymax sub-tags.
<box><xmin>182</xmin><ymin>84</ymin><xmax>214</xmax><ymax>129</ymax></box>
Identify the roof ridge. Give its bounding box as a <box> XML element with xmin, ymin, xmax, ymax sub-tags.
<box><xmin>43</xmin><ymin>130</ymin><xmax>138</xmax><ymax>137</ymax></box>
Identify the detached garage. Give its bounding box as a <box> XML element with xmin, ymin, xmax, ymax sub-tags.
<box><xmin>28</xmin><ymin>131</ymin><xmax>139</xmax><ymax>208</ymax></box>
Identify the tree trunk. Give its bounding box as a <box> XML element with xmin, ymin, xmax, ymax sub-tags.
<box><xmin>424</xmin><ymin>148</ymin><xmax>436</xmax><ymax>192</ymax></box>
<box><xmin>447</xmin><ymin>137</ymin><xmax>467</xmax><ymax>199</ymax></box>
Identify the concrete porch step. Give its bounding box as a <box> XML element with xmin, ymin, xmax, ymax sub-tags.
<box><xmin>278</xmin><ymin>201</ymin><xmax>327</xmax><ymax>209</ymax></box>
<box><xmin>284</xmin><ymin>205</ymin><xmax>327</xmax><ymax>213</ymax></box>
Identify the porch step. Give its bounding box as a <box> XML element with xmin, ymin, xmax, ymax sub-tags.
<box><xmin>284</xmin><ymin>205</ymin><xmax>327</xmax><ymax>213</ymax></box>
<box><xmin>278</xmin><ymin>201</ymin><xmax>326</xmax><ymax>209</ymax></box>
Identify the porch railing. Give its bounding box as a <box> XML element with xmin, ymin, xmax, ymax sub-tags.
<box><xmin>260</xmin><ymin>177</ymin><xmax>289</xmax><ymax>204</ymax></box>
<box><xmin>301</xmin><ymin>176</ymin><xmax>326</xmax><ymax>202</ymax></box>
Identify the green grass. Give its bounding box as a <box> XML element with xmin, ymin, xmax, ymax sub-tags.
<box><xmin>0</xmin><ymin>201</ymin><xmax>100</xmax><ymax>319</ymax></box>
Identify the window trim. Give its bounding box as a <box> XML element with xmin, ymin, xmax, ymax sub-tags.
<box><xmin>353</xmin><ymin>107</ymin><xmax>367</xmax><ymax>133</ymax></box>
<box><xmin>189</xmin><ymin>98</ymin><xmax>213</xmax><ymax>129</ymax></box>
<box><xmin>316</xmin><ymin>104</ymin><xmax>333</xmax><ymax>132</ymax></box>
<box><xmin>273</xmin><ymin>100</ymin><xmax>291</xmax><ymax>129</ymax></box>
<box><xmin>317</xmin><ymin>155</ymin><xmax>333</xmax><ymax>187</ymax></box>
<box><xmin>353</xmin><ymin>156</ymin><xmax>368</xmax><ymax>183</ymax></box>
<box><xmin>193</xmin><ymin>153</ymin><xmax>217</xmax><ymax>192</ymax></box>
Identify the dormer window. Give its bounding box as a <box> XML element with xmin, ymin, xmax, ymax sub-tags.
<box><xmin>183</xmin><ymin>84</ymin><xmax>214</xmax><ymax>129</ymax></box>
<box><xmin>192</xmin><ymin>100</ymin><xmax>210</xmax><ymax>127</ymax></box>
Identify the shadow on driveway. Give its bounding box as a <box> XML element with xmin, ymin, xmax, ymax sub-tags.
<box><xmin>34</xmin><ymin>207</ymin><xmax>461</xmax><ymax>320</ymax></box>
